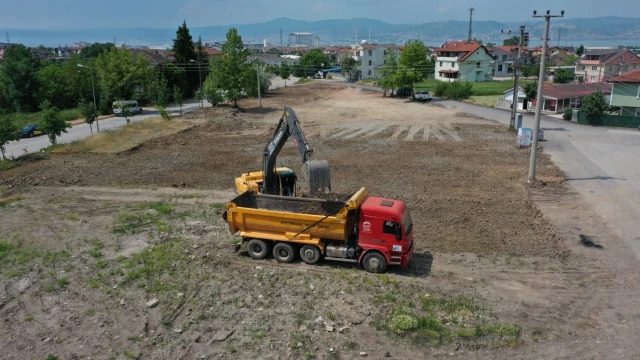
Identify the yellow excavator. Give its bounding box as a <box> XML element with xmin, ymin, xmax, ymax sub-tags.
<box><xmin>235</xmin><ymin>107</ymin><xmax>331</xmax><ymax>196</ymax></box>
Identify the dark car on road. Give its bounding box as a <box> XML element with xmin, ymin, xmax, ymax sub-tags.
<box><xmin>19</xmin><ymin>124</ymin><xmax>44</xmax><ymax>138</ymax></box>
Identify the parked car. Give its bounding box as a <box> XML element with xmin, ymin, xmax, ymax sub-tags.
<box><xmin>112</xmin><ymin>100</ymin><xmax>143</xmax><ymax>116</ymax></box>
<box><xmin>19</xmin><ymin>124</ymin><xmax>44</xmax><ymax>138</ymax></box>
<box><xmin>414</xmin><ymin>91</ymin><xmax>433</xmax><ymax>101</ymax></box>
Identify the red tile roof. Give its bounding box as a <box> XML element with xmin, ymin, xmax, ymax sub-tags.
<box><xmin>494</xmin><ymin>45</ymin><xmax>529</xmax><ymax>52</ymax></box>
<box><xmin>435</xmin><ymin>41</ymin><xmax>492</xmax><ymax>61</ymax></box>
<box><xmin>203</xmin><ymin>48</ymin><xmax>221</xmax><ymax>56</ymax></box>
<box><xmin>612</xmin><ymin>69</ymin><xmax>640</xmax><ymax>83</ymax></box>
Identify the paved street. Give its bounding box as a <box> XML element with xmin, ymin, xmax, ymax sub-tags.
<box><xmin>332</xmin><ymin>81</ymin><xmax>640</xmax><ymax>258</ymax></box>
<box><xmin>4</xmin><ymin>99</ymin><xmax>210</xmax><ymax>159</ymax></box>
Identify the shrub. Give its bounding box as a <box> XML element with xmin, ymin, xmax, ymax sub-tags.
<box><xmin>434</xmin><ymin>82</ymin><xmax>450</xmax><ymax>97</ymax></box>
<box><xmin>445</xmin><ymin>82</ymin><xmax>473</xmax><ymax>100</ymax></box>
<box><xmin>390</xmin><ymin>314</ymin><xmax>418</xmax><ymax>334</ymax></box>
<box><xmin>563</xmin><ymin>108</ymin><xmax>573</xmax><ymax>120</ymax></box>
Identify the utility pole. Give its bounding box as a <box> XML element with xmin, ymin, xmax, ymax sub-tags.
<box><xmin>557</xmin><ymin>28</ymin><xmax>561</xmax><ymax>47</ymax></box>
<box><xmin>280</xmin><ymin>29</ymin><xmax>283</xmax><ymax>46</ymax></box>
<box><xmin>4</xmin><ymin>32</ymin><xmax>9</xmax><ymax>43</ymax></box>
<box><xmin>529</xmin><ymin>10</ymin><xmax>564</xmax><ymax>183</ymax></box>
<box><xmin>501</xmin><ymin>26</ymin><xmax>526</xmax><ymax>129</ymax></box>
<box><xmin>257</xmin><ymin>55</ymin><xmax>262</xmax><ymax>108</ymax></box>
<box><xmin>368</xmin><ymin>28</ymin><xmax>371</xmax><ymax>44</ymax></box>
<box><xmin>355</xmin><ymin>28</ymin><xmax>358</xmax><ymax>45</ymax></box>
<box><xmin>468</xmin><ymin>8</ymin><xmax>475</xmax><ymax>41</ymax></box>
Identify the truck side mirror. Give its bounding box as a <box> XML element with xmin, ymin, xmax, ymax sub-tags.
<box><xmin>395</xmin><ymin>224</ymin><xmax>402</xmax><ymax>241</ymax></box>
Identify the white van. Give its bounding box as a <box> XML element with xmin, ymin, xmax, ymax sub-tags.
<box><xmin>112</xmin><ymin>100</ymin><xmax>143</xmax><ymax>116</ymax></box>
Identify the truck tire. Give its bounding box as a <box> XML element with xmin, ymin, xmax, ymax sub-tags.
<box><xmin>363</xmin><ymin>252</ymin><xmax>387</xmax><ymax>273</ymax></box>
<box><xmin>247</xmin><ymin>239</ymin><xmax>269</xmax><ymax>260</ymax></box>
<box><xmin>273</xmin><ymin>243</ymin><xmax>296</xmax><ymax>263</ymax></box>
<box><xmin>299</xmin><ymin>245</ymin><xmax>321</xmax><ymax>265</ymax></box>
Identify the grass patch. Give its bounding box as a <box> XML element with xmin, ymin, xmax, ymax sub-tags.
<box><xmin>64</xmin><ymin>214</ymin><xmax>81</xmax><ymax>221</ymax></box>
<box><xmin>48</xmin><ymin>116</ymin><xmax>196</xmax><ymax>154</ymax></box>
<box><xmin>24</xmin><ymin>315</ymin><xmax>34</xmax><ymax>321</ymax></box>
<box><xmin>113</xmin><ymin>202</ymin><xmax>178</xmax><ymax>234</ymax></box>
<box><xmin>1</xmin><ymin>108</ymin><xmax>82</xmax><ymax>129</ymax></box>
<box><xmin>0</xmin><ymin>195</ymin><xmax>22</xmax><ymax>208</ymax></box>
<box><xmin>0</xmin><ymin>159</ymin><xmax>17</xmax><ymax>171</ymax></box>
<box><xmin>415</xmin><ymin>79</ymin><xmax>531</xmax><ymax>96</ymax></box>
<box><xmin>57</xmin><ymin>276</ymin><xmax>70</xmax><ymax>288</ymax></box>
<box><xmin>464</xmin><ymin>95</ymin><xmax>502</xmax><ymax>108</ymax></box>
<box><xmin>120</xmin><ymin>239</ymin><xmax>186</xmax><ymax>292</ymax></box>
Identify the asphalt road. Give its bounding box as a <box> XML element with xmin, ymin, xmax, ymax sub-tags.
<box><xmin>4</xmin><ymin>99</ymin><xmax>210</xmax><ymax>159</ymax></box>
<box><xmin>332</xmin><ymin>81</ymin><xmax>640</xmax><ymax>258</ymax></box>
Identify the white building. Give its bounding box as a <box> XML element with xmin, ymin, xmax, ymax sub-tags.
<box><xmin>434</xmin><ymin>41</ymin><xmax>495</xmax><ymax>82</ymax></box>
<box><xmin>247</xmin><ymin>54</ymin><xmax>300</xmax><ymax>67</ymax></box>
<box><xmin>502</xmin><ymin>86</ymin><xmax>528</xmax><ymax>111</ymax></box>
<box><xmin>351</xmin><ymin>43</ymin><xmax>401</xmax><ymax>80</ymax></box>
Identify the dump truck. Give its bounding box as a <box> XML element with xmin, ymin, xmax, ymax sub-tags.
<box><xmin>235</xmin><ymin>107</ymin><xmax>331</xmax><ymax>196</ymax></box>
<box><xmin>223</xmin><ymin>187</ymin><xmax>414</xmax><ymax>273</ymax></box>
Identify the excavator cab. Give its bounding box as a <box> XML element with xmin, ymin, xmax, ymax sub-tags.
<box><xmin>234</xmin><ymin>107</ymin><xmax>331</xmax><ymax>196</ymax></box>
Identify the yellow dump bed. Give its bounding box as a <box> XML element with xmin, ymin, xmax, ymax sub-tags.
<box><xmin>225</xmin><ymin>187</ymin><xmax>368</xmax><ymax>244</ymax></box>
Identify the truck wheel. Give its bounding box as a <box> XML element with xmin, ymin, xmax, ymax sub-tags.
<box><xmin>299</xmin><ymin>245</ymin><xmax>321</xmax><ymax>265</ymax></box>
<box><xmin>247</xmin><ymin>239</ymin><xmax>269</xmax><ymax>260</ymax></box>
<box><xmin>363</xmin><ymin>252</ymin><xmax>387</xmax><ymax>273</ymax></box>
<box><xmin>273</xmin><ymin>243</ymin><xmax>296</xmax><ymax>263</ymax></box>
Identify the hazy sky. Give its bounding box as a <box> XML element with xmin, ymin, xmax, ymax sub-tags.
<box><xmin>2</xmin><ymin>0</ymin><xmax>638</xmax><ymax>29</ymax></box>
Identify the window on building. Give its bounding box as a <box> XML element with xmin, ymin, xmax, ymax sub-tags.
<box><xmin>451</xmin><ymin>63</ymin><xmax>454</xmax><ymax>68</ymax></box>
<box><xmin>368</xmin><ymin>50</ymin><xmax>372</xmax><ymax>56</ymax></box>
<box><xmin>581</xmin><ymin>65</ymin><xmax>586</xmax><ymax>70</ymax></box>
<box><xmin>609</xmin><ymin>66</ymin><xmax>613</xmax><ymax>72</ymax></box>
<box><xmin>498</xmin><ymin>64</ymin><xmax>503</xmax><ymax>71</ymax></box>
<box><xmin>440</xmin><ymin>61</ymin><xmax>443</xmax><ymax>66</ymax></box>
<box><xmin>637</xmin><ymin>86</ymin><xmax>640</xmax><ymax>99</ymax></box>
<box><xmin>368</xmin><ymin>60</ymin><xmax>372</xmax><ymax>65</ymax></box>
<box><xmin>632</xmin><ymin>55</ymin><xmax>635</xmax><ymax>60</ymax></box>
<box><xmin>367</xmin><ymin>70</ymin><xmax>372</xmax><ymax>75</ymax></box>
<box><xmin>502</xmin><ymin>55</ymin><xmax>507</xmax><ymax>60</ymax></box>
<box><xmin>590</xmin><ymin>76</ymin><xmax>596</xmax><ymax>82</ymax></box>
<box><xmin>634</xmin><ymin>65</ymin><xmax>638</xmax><ymax>70</ymax></box>
<box><xmin>592</xmin><ymin>66</ymin><xmax>597</xmax><ymax>71</ymax></box>
<box><xmin>477</xmin><ymin>62</ymin><xmax>481</xmax><ymax>68</ymax></box>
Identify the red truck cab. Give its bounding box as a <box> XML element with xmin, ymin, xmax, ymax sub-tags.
<box><xmin>356</xmin><ymin>197</ymin><xmax>414</xmax><ymax>272</ymax></box>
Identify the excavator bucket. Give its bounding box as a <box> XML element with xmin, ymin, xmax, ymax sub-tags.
<box><xmin>301</xmin><ymin>160</ymin><xmax>332</xmax><ymax>193</ymax></box>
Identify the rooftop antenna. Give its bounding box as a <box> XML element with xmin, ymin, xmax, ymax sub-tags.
<box><xmin>468</xmin><ymin>8</ymin><xmax>475</xmax><ymax>41</ymax></box>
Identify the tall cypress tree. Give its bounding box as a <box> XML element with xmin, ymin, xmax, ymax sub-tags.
<box><xmin>173</xmin><ymin>21</ymin><xmax>198</xmax><ymax>95</ymax></box>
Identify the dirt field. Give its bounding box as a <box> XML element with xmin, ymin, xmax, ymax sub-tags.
<box><xmin>1</xmin><ymin>85</ymin><xmax>639</xmax><ymax>359</ymax></box>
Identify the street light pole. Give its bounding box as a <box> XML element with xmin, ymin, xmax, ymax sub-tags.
<box><xmin>77</xmin><ymin>64</ymin><xmax>99</xmax><ymax>132</ymax></box>
<box><xmin>190</xmin><ymin>59</ymin><xmax>203</xmax><ymax>109</ymax></box>
<box><xmin>529</xmin><ymin>10</ymin><xmax>564</xmax><ymax>183</ymax></box>
<box><xmin>257</xmin><ymin>55</ymin><xmax>262</xmax><ymax>108</ymax></box>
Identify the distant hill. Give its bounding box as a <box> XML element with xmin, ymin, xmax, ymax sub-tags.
<box><xmin>3</xmin><ymin>17</ymin><xmax>640</xmax><ymax>48</ymax></box>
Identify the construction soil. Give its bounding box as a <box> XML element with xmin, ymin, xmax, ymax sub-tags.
<box><xmin>1</xmin><ymin>84</ymin><xmax>639</xmax><ymax>359</ymax></box>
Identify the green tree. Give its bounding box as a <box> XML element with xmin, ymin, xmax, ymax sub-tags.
<box><xmin>39</xmin><ymin>101</ymin><xmax>70</xmax><ymax>144</ymax></box>
<box><xmin>79</xmin><ymin>43</ymin><xmax>115</xmax><ymax>59</ymax></box>
<box><xmin>173</xmin><ymin>85</ymin><xmax>183</xmax><ymax>115</ymax></box>
<box><xmin>582</xmin><ymin>91</ymin><xmax>609</xmax><ymax>117</ymax></box>
<box><xmin>243</xmin><ymin>62</ymin><xmax>271</xmax><ymax>98</ymax></box>
<box><xmin>173</xmin><ymin>21</ymin><xmax>196</xmax><ymax>64</ymax></box>
<box><xmin>0</xmin><ymin>117</ymin><xmax>19</xmax><ymax>160</ymax></box>
<box><xmin>472</xmin><ymin>38</ymin><xmax>483</xmax><ymax>45</ymax></box>
<box><xmin>147</xmin><ymin>75</ymin><xmax>170</xmax><ymax>108</ymax></box>
<box><xmin>1</xmin><ymin>44</ymin><xmax>41</xmax><ymax>112</ymax></box>
<box><xmin>78</xmin><ymin>100</ymin><xmax>97</xmax><ymax>134</ymax></box>
<box><xmin>524</xmin><ymin>81</ymin><xmax>538</xmax><ymax>109</ymax></box>
<box><xmin>561</xmin><ymin>54</ymin><xmax>579</xmax><ymax>66</ymax></box>
<box><xmin>521</xmin><ymin>66</ymin><xmax>535</xmax><ymax>78</ymax></box>
<box><xmin>95</xmin><ymin>47</ymin><xmax>153</xmax><ymax>102</ymax></box>
<box><xmin>554</xmin><ymin>68</ymin><xmax>575</xmax><ymax>84</ymax></box>
<box><xmin>279</xmin><ymin>63</ymin><xmax>292</xmax><ymax>87</ymax></box>
<box><xmin>296</xmin><ymin>49</ymin><xmax>330</xmax><ymax>78</ymax></box>
<box><xmin>576</xmin><ymin>45</ymin><xmax>585</xmax><ymax>56</ymax></box>
<box><xmin>503</xmin><ymin>36</ymin><xmax>521</xmax><ymax>46</ymax></box>
<box><xmin>340</xmin><ymin>55</ymin><xmax>359</xmax><ymax>81</ymax></box>
<box><xmin>399</xmin><ymin>40</ymin><xmax>431</xmax><ymax>96</ymax></box>
<box><xmin>486</xmin><ymin>42</ymin><xmax>496</xmax><ymax>47</ymax></box>
<box><xmin>210</xmin><ymin>28</ymin><xmax>250</xmax><ymax>107</ymax></box>
<box><xmin>202</xmin><ymin>71</ymin><xmax>223</xmax><ymax>106</ymax></box>
<box><xmin>160</xmin><ymin>62</ymin><xmax>188</xmax><ymax>94</ymax></box>
<box><xmin>379</xmin><ymin>50</ymin><xmax>399</xmax><ymax>96</ymax></box>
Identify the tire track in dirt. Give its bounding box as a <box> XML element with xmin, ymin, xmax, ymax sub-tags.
<box><xmin>403</xmin><ymin>125</ymin><xmax>423</xmax><ymax>141</ymax></box>
<box><xmin>391</xmin><ymin>126</ymin><xmax>409</xmax><ymax>141</ymax></box>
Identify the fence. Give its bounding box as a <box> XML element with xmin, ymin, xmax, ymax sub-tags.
<box><xmin>496</xmin><ymin>98</ymin><xmax>511</xmax><ymax>110</ymax></box>
<box><xmin>578</xmin><ymin>112</ymin><xmax>640</xmax><ymax>128</ymax></box>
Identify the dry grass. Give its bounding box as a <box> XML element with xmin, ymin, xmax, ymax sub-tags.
<box><xmin>463</xmin><ymin>95</ymin><xmax>502</xmax><ymax>108</ymax></box>
<box><xmin>0</xmin><ymin>195</ymin><xmax>23</xmax><ymax>208</ymax></box>
<box><xmin>50</xmin><ymin>116</ymin><xmax>203</xmax><ymax>154</ymax></box>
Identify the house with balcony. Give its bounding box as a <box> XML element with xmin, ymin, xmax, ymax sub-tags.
<box><xmin>610</xmin><ymin>69</ymin><xmax>640</xmax><ymax>117</ymax></box>
<box><xmin>576</xmin><ymin>48</ymin><xmax>640</xmax><ymax>83</ymax></box>
<box><xmin>350</xmin><ymin>43</ymin><xmax>401</xmax><ymax>80</ymax></box>
<box><xmin>434</xmin><ymin>41</ymin><xmax>495</xmax><ymax>82</ymax></box>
